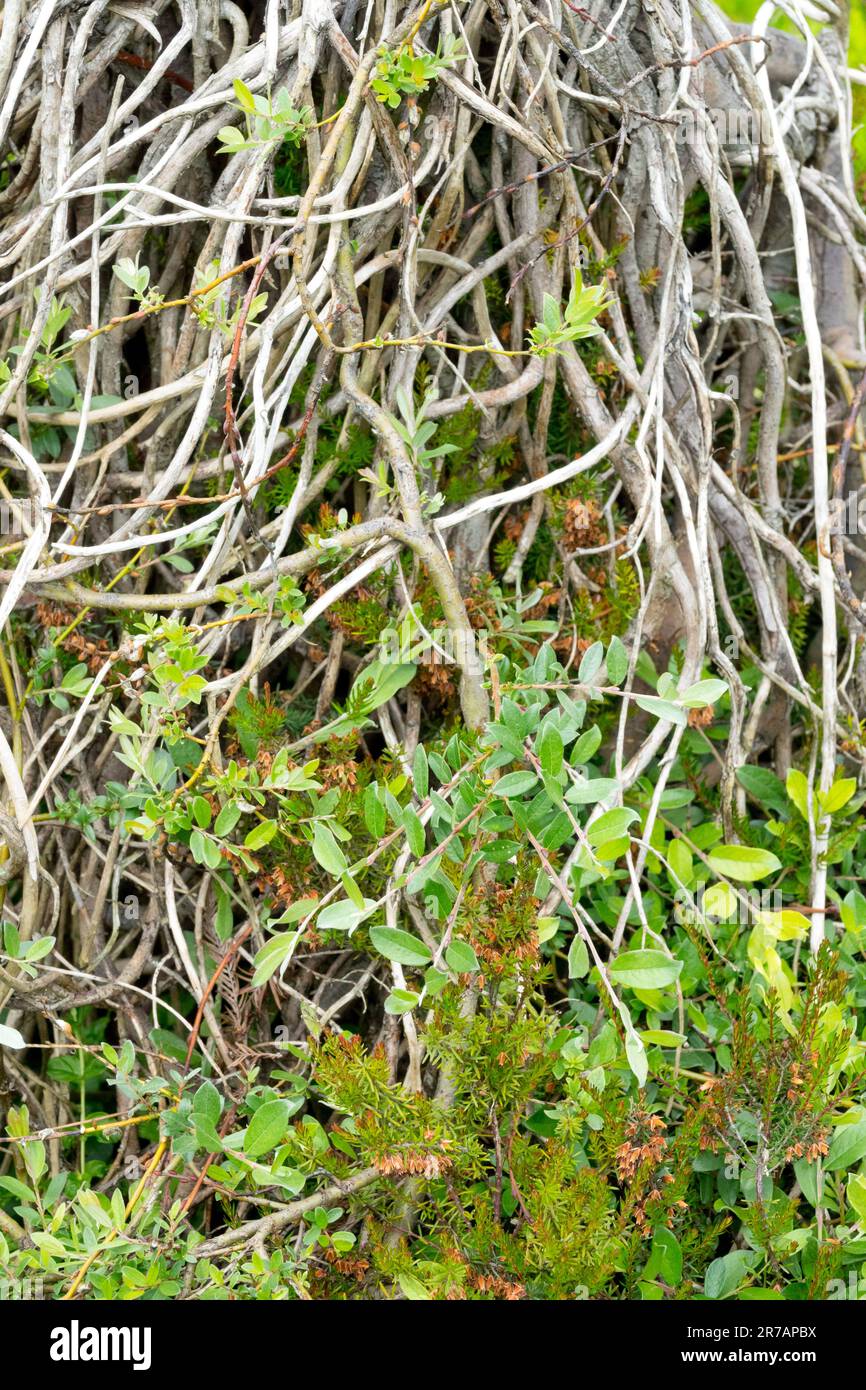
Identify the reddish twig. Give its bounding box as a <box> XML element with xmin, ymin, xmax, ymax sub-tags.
<box><xmin>114</xmin><ymin>49</ymin><xmax>194</xmax><ymax>93</ymax></box>
<box><xmin>184</xmin><ymin>923</ymin><xmax>254</xmax><ymax>1070</ymax></box>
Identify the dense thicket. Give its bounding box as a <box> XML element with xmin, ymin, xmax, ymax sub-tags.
<box><xmin>0</xmin><ymin>0</ymin><xmax>865</xmax><ymax>1302</ymax></box>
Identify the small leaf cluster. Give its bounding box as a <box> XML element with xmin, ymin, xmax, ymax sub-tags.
<box><xmin>371</xmin><ymin>37</ymin><xmax>464</xmax><ymax>108</ymax></box>
<box><xmin>528</xmin><ymin>268</ymin><xmax>612</xmax><ymax>357</ymax></box>
<box><xmin>217</xmin><ymin>80</ymin><xmax>313</xmax><ymax>155</ymax></box>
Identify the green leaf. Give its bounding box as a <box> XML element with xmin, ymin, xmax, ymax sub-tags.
<box><xmin>587</xmin><ymin>807</ymin><xmax>638</xmax><ymax>845</ymax></box>
<box><xmin>702</xmin><ymin>881</ymin><xmax>737</xmax><ymax>918</ymax></box>
<box><xmin>680</xmin><ymin>678</ymin><xmax>727</xmax><ymax>708</ymax></box>
<box><xmin>567</xmin><ymin>935</ymin><xmax>589</xmax><ymax>979</ymax></box>
<box><xmin>826</xmin><ymin>1119</ymin><xmax>866</xmax><ymax>1171</ymax></box>
<box><xmin>214</xmin><ymin>802</ymin><xmax>242</xmax><ymax>837</ymax></box>
<box><xmin>707</xmin><ymin>844</ymin><xmax>781</xmax><ymax>883</ymax></box>
<box><xmin>311</xmin><ymin>822</ymin><xmax>348</xmax><ymax>877</ymax></box>
<box><xmin>189</xmin><ymin>829</ymin><xmax>208</xmax><ymax>865</ymax></box>
<box><xmin>565</xmin><ymin>777</ymin><xmax>619</xmax><ymax>805</ymax></box>
<box><xmin>609</xmin><ymin>950</ymin><xmax>682</xmax><ymax>991</ymax></box>
<box><xmin>273</xmin><ymin>897</ymin><xmax>318</xmax><ymax>924</ymax></box>
<box><xmin>848</xmin><ymin>1173</ymin><xmax>866</xmax><ymax>1223</ymax></box>
<box><xmin>245</xmin><ymin>819</ymin><xmax>278</xmax><ymax>851</ymax></box>
<box><xmin>232</xmin><ymin>78</ymin><xmax>256</xmax><ymax>112</ymax></box>
<box><xmin>445</xmin><ymin>940</ymin><xmax>479</xmax><ymax>974</ymax></box>
<box><xmin>403</xmin><ymin>805</ymin><xmax>426</xmax><ymax>857</ymax></box>
<box><xmin>633</xmin><ymin>694</ymin><xmax>687</xmax><ymax>727</ymax></box>
<box><xmin>364</xmin><ymin>784</ymin><xmax>386</xmax><ymax>838</ymax></box>
<box><xmin>623</xmin><ymin>1020</ymin><xmax>648</xmax><ymax>1087</ymax></box>
<box><xmin>482</xmin><ymin>839</ymin><xmax>521</xmax><ymax>864</ymax></box>
<box><xmin>0</xmin><ymin>1174</ymin><xmax>35</xmax><ymax>1201</ymax></box>
<box><xmin>842</xmin><ymin>889</ymin><xmax>866</xmax><ymax>934</ymax></box>
<box><xmin>640</xmin><ymin>1030</ymin><xmax>687</xmax><ymax>1047</ymax></box>
<box><xmin>77</xmin><ymin>1190</ymin><xmax>115</xmax><ymax>1230</ymax></box>
<box><xmin>192</xmin><ymin>1080</ymin><xmax>222</xmax><ymax>1127</ymax></box>
<box><xmin>317</xmin><ymin>897</ymin><xmax>376</xmax><ymax>933</ymax></box>
<box><xmin>384</xmin><ymin>988</ymin><xmax>420</xmax><ymax>1014</ymax></box>
<box><xmin>572</xmin><ymin>726</ymin><xmax>602</xmax><ymax>762</ymax></box>
<box><xmin>667</xmin><ymin>836</ymin><xmax>693</xmax><ymax>889</ymax></box>
<box><xmin>579</xmin><ymin>641</ymin><xmax>604</xmax><ymax>683</ymax></box>
<box><xmin>349</xmin><ymin>660</ymin><xmax>417</xmax><ymax>715</ymax></box>
<box><xmin>216</xmin><ymin>125</ymin><xmax>246</xmax><ymax>152</ymax></box>
<box><xmin>412</xmin><ymin>745</ymin><xmax>429</xmax><ymax>800</ymax></box>
<box><xmin>821</xmin><ymin>778</ymin><xmax>856</xmax><ymax>815</ymax></box>
<box><xmin>704</xmin><ymin>1250</ymin><xmax>755</xmax><ymax>1299</ymax></box>
<box><xmin>369</xmin><ymin>927</ymin><xmax>431</xmax><ymax>967</ymax></box>
<box><xmin>606</xmin><ymin>635</ymin><xmax>628</xmax><ymax>686</ymax></box>
<box><xmin>251</xmin><ymin>933</ymin><xmax>298</xmax><ymax>987</ymax></box>
<box><xmin>785</xmin><ymin>769</ymin><xmax>810</xmax><ymax>820</ymax></box>
<box><xmin>23</xmin><ymin>936</ymin><xmax>54</xmax><ymax>962</ymax></box>
<box><xmin>342</xmin><ymin>872</ymin><xmax>365</xmax><ymax>911</ymax></box>
<box><xmin>536</xmin><ymin>916</ymin><xmax>558</xmax><ymax>944</ymax></box>
<box><xmin>61</xmin><ymin>662</ymin><xmax>89</xmax><ymax>690</ymax></box>
<box><xmin>542</xmin><ymin>292</ymin><xmax>560</xmax><ymax>332</ymax></box>
<box><xmin>538</xmin><ymin>723</ymin><xmax>564</xmax><ymax>778</ymax></box>
<box><xmin>243</xmin><ymin>1100</ymin><xmax>290</xmax><ymax>1158</ymax></box>
<box><xmin>645</xmin><ymin>1227</ymin><xmax>683</xmax><ymax>1285</ymax></box>
<box><xmin>203</xmin><ymin>836</ymin><xmax>222</xmax><ymax>870</ymax></box>
<box><xmin>494</xmin><ymin>771</ymin><xmax>538</xmax><ymax>798</ymax></box>
<box><xmin>398</xmin><ymin>1272</ymin><xmax>432</xmax><ymax>1300</ymax></box>
<box><xmin>113</xmin><ymin>258</ymin><xmax>149</xmax><ymax>295</ymax></box>
<box><xmin>424</xmin><ymin>966</ymin><xmax>449</xmax><ymax>996</ymax></box>
<box><xmin>735</xmin><ymin>765</ymin><xmax>789</xmax><ymax>815</ymax></box>
<box><xmin>793</xmin><ymin>1157</ymin><xmax>820</xmax><ymax>1207</ymax></box>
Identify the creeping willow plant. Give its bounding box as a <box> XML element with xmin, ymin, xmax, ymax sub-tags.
<box><xmin>371</xmin><ymin>36</ymin><xmax>465</xmax><ymax>108</ymax></box>
<box><xmin>528</xmin><ymin>268</ymin><xmax>613</xmax><ymax>357</ymax></box>
<box><xmin>217</xmin><ymin>79</ymin><xmax>313</xmax><ymax>154</ymax></box>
